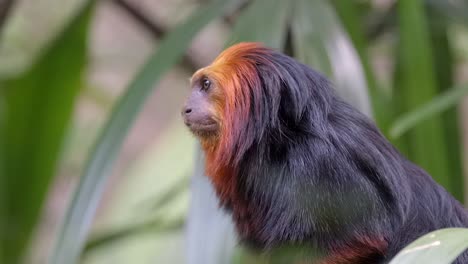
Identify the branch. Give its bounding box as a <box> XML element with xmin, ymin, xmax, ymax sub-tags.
<box><xmin>222</xmin><ymin>0</ymin><xmax>250</xmax><ymax>25</ymax></box>
<box><xmin>113</xmin><ymin>0</ymin><xmax>252</xmax><ymax>72</ymax></box>
<box><xmin>366</xmin><ymin>2</ymin><xmax>397</xmax><ymax>41</ymax></box>
<box><xmin>113</xmin><ymin>0</ymin><xmax>199</xmax><ymax>72</ymax></box>
<box><xmin>0</xmin><ymin>0</ymin><xmax>14</xmax><ymax>35</ymax></box>
<box><xmin>113</xmin><ymin>0</ymin><xmax>165</xmax><ymax>37</ymax></box>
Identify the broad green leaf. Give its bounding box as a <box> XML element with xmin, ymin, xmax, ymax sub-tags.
<box><xmin>49</xmin><ymin>1</ymin><xmax>227</xmax><ymax>263</ymax></box>
<box><xmin>0</xmin><ymin>0</ymin><xmax>88</xmax><ymax>79</ymax></box>
<box><xmin>390</xmin><ymin>228</ymin><xmax>468</xmax><ymax>264</ymax></box>
<box><xmin>291</xmin><ymin>0</ymin><xmax>372</xmax><ymax>117</ymax></box>
<box><xmin>330</xmin><ymin>0</ymin><xmax>393</xmax><ymax>134</ymax></box>
<box><xmin>0</xmin><ymin>92</ymin><xmax>5</xmax><ymax>262</ymax></box>
<box><xmin>0</xmin><ymin>3</ymin><xmax>93</xmax><ymax>263</ymax></box>
<box><xmin>390</xmin><ymin>84</ymin><xmax>468</xmax><ymax>138</ymax></box>
<box><xmin>291</xmin><ymin>0</ymin><xmax>332</xmax><ymax>77</ymax></box>
<box><xmin>395</xmin><ymin>0</ymin><xmax>451</xmax><ymax>192</ymax></box>
<box><xmin>229</xmin><ymin>0</ymin><xmax>291</xmax><ymax>50</ymax></box>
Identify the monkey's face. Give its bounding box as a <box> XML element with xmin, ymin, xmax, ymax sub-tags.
<box><xmin>182</xmin><ymin>73</ymin><xmax>223</xmax><ymax>139</ymax></box>
<box><xmin>182</xmin><ymin>43</ymin><xmax>267</xmax><ymax>153</ymax></box>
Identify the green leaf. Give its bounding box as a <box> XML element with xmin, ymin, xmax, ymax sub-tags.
<box><xmin>0</xmin><ymin>90</ymin><xmax>5</xmax><ymax>262</ymax></box>
<box><xmin>49</xmin><ymin>1</ymin><xmax>227</xmax><ymax>263</ymax></box>
<box><xmin>0</xmin><ymin>3</ymin><xmax>93</xmax><ymax>263</ymax></box>
<box><xmin>229</xmin><ymin>0</ymin><xmax>291</xmax><ymax>49</ymax></box>
<box><xmin>0</xmin><ymin>1</ymin><xmax>92</xmax><ymax>79</ymax></box>
<box><xmin>389</xmin><ymin>228</ymin><xmax>468</xmax><ymax>264</ymax></box>
<box><xmin>330</xmin><ymin>0</ymin><xmax>393</xmax><ymax>134</ymax></box>
<box><xmin>426</xmin><ymin>8</ymin><xmax>464</xmax><ymax>201</ymax></box>
<box><xmin>291</xmin><ymin>0</ymin><xmax>372</xmax><ymax>116</ymax></box>
<box><xmin>390</xmin><ymin>84</ymin><xmax>468</xmax><ymax>138</ymax></box>
<box><xmin>395</xmin><ymin>0</ymin><xmax>451</xmax><ymax>192</ymax></box>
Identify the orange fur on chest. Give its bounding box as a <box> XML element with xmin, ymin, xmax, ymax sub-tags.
<box><xmin>201</xmin><ymin>141</ymin><xmax>236</xmax><ymax>204</ymax></box>
<box><xmin>319</xmin><ymin>236</ymin><xmax>388</xmax><ymax>264</ymax></box>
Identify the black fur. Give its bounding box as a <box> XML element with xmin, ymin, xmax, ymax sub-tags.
<box><xmin>222</xmin><ymin>48</ymin><xmax>468</xmax><ymax>263</ymax></box>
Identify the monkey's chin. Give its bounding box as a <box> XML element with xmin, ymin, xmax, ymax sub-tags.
<box><xmin>185</xmin><ymin>122</ymin><xmax>219</xmax><ymax>138</ymax></box>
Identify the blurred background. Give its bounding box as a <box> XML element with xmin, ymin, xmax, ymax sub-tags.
<box><xmin>0</xmin><ymin>0</ymin><xmax>468</xmax><ymax>263</ymax></box>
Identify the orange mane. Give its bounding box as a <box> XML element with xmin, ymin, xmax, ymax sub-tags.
<box><xmin>192</xmin><ymin>42</ymin><xmax>273</xmax><ymax>201</ymax></box>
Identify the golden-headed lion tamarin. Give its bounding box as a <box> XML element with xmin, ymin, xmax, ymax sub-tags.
<box><xmin>182</xmin><ymin>42</ymin><xmax>468</xmax><ymax>263</ymax></box>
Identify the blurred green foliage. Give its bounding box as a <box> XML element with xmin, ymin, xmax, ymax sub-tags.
<box><xmin>0</xmin><ymin>0</ymin><xmax>467</xmax><ymax>263</ymax></box>
<box><xmin>49</xmin><ymin>0</ymin><xmax>228</xmax><ymax>263</ymax></box>
<box><xmin>395</xmin><ymin>0</ymin><xmax>453</xmax><ymax>196</ymax></box>
<box><xmin>0</xmin><ymin>3</ymin><xmax>93</xmax><ymax>263</ymax></box>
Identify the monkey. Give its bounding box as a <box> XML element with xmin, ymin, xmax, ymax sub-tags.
<box><xmin>181</xmin><ymin>42</ymin><xmax>468</xmax><ymax>263</ymax></box>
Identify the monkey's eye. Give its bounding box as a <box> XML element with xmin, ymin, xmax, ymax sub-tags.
<box><xmin>201</xmin><ymin>78</ymin><xmax>211</xmax><ymax>92</ymax></box>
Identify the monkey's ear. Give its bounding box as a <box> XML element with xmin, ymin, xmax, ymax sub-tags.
<box><xmin>276</xmin><ymin>72</ymin><xmax>309</xmax><ymax>125</ymax></box>
<box><xmin>254</xmin><ymin>60</ymin><xmax>307</xmax><ymax>126</ymax></box>
<box><xmin>278</xmin><ymin>87</ymin><xmax>304</xmax><ymax>124</ymax></box>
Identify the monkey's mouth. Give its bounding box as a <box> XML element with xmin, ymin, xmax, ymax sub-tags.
<box><xmin>184</xmin><ymin>120</ymin><xmax>219</xmax><ymax>137</ymax></box>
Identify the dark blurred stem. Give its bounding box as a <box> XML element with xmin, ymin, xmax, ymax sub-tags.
<box><xmin>113</xmin><ymin>0</ymin><xmax>251</xmax><ymax>72</ymax></box>
<box><xmin>366</xmin><ymin>2</ymin><xmax>396</xmax><ymax>41</ymax></box>
<box><xmin>222</xmin><ymin>0</ymin><xmax>250</xmax><ymax>25</ymax></box>
<box><xmin>112</xmin><ymin>0</ymin><xmax>199</xmax><ymax>71</ymax></box>
<box><xmin>0</xmin><ymin>0</ymin><xmax>14</xmax><ymax>35</ymax></box>
<box><xmin>113</xmin><ymin>0</ymin><xmax>164</xmax><ymax>37</ymax></box>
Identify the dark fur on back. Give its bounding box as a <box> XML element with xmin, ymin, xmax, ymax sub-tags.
<box><xmin>215</xmin><ymin>46</ymin><xmax>468</xmax><ymax>263</ymax></box>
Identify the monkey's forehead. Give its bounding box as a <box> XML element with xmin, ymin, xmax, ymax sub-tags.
<box><xmin>190</xmin><ymin>42</ymin><xmax>269</xmax><ymax>84</ymax></box>
<box><xmin>191</xmin><ymin>64</ymin><xmax>225</xmax><ymax>84</ymax></box>
<box><xmin>190</xmin><ymin>68</ymin><xmax>208</xmax><ymax>85</ymax></box>
<box><xmin>190</xmin><ymin>48</ymin><xmax>239</xmax><ymax>84</ymax></box>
